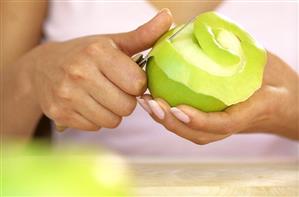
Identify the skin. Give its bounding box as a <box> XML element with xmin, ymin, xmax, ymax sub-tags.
<box><xmin>2</xmin><ymin>1</ymin><xmax>298</xmax><ymax>145</ymax></box>
<box><xmin>140</xmin><ymin>52</ymin><xmax>299</xmax><ymax>144</ymax></box>
<box><xmin>1</xmin><ymin>2</ymin><xmax>173</xmax><ymax>143</ymax></box>
<box><xmin>149</xmin><ymin>0</ymin><xmax>222</xmax><ymax>24</ymax></box>
<box><xmin>1</xmin><ymin>1</ymin><xmax>48</xmax><ymax>141</ymax></box>
<box><xmin>2</xmin><ymin>0</ymin><xmax>220</xmax><ymax>144</ymax></box>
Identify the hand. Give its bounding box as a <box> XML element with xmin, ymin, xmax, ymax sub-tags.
<box><xmin>17</xmin><ymin>9</ymin><xmax>173</xmax><ymax>131</ymax></box>
<box><xmin>139</xmin><ymin>52</ymin><xmax>299</xmax><ymax>144</ymax></box>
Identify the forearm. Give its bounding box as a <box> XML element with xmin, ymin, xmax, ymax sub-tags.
<box><xmin>1</xmin><ymin>1</ymin><xmax>48</xmax><ymax>142</ymax></box>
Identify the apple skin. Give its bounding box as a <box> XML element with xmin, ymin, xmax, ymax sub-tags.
<box><xmin>146</xmin><ymin>12</ymin><xmax>267</xmax><ymax>112</ymax></box>
<box><xmin>2</xmin><ymin>143</ymin><xmax>131</xmax><ymax>197</ymax></box>
<box><xmin>147</xmin><ymin>58</ymin><xmax>226</xmax><ymax>112</ymax></box>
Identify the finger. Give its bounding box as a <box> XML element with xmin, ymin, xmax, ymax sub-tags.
<box><xmin>137</xmin><ymin>94</ymin><xmax>153</xmax><ymax>115</ymax></box>
<box><xmin>172</xmin><ymin>105</ymin><xmax>236</xmax><ymax>135</ymax></box>
<box><xmin>141</xmin><ymin>96</ymin><xmax>229</xmax><ymax>145</ymax></box>
<box><xmin>63</xmin><ymin>50</ymin><xmax>142</xmax><ymax>111</ymax></box>
<box><xmin>141</xmin><ymin>95</ymin><xmax>232</xmax><ymax>135</ymax></box>
<box><xmin>155</xmin><ymin>98</ymin><xmax>230</xmax><ymax>142</ymax></box>
<box><xmin>45</xmin><ymin>103</ymin><xmax>99</xmax><ymax>131</ymax></box>
<box><xmin>223</xmin><ymin>86</ymin><xmax>272</xmax><ymax>129</ymax></box>
<box><xmin>65</xmin><ymin>42</ymin><xmax>146</xmax><ymax>96</ymax></box>
<box><xmin>72</xmin><ymin>64</ymin><xmax>137</xmax><ymax>116</ymax></box>
<box><xmin>173</xmin><ymin>91</ymin><xmax>267</xmax><ymax>135</ymax></box>
<box><xmin>98</xmin><ymin>48</ymin><xmax>147</xmax><ymax>96</ymax></box>
<box><xmin>110</xmin><ymin>8</ymin><xmax>173</xmax><ymax>56</ymax></box>
<box><xmin>54</xmin><ymin>110</ymin><xmax>101</xmax><ymax>131</ymax></box>
<box><xmin>70</xmin><ymin>88</ymin><xmax>122</xmax><ymax>129</ymax></box>
<box><xmin>44</xmin><ymin>85</ymin><xmax>100</xmax><ymax>131</ymax></box>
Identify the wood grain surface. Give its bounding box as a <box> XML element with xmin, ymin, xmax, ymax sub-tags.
<box><xmin>130</xmin><ymin>159</ymin><xmax>299</xmax><ymax>197</ymax></box>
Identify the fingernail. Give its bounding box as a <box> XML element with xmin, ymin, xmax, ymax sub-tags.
<box><xmin>137</xmin><ymin>98</ymin><xmax>152</xmax><ymax>114</ymax></box>
<box><xmin>148</xmin><ymin>100</ymin><xmax>165</xmax><ymax>120</ymax></box>
<box><xmin>170</xmin><ymin>107</ymin><xmax>190</xmax><ymax>123</ymax></box>
<box><xmin>158</xmin><ymin>8</ymin><xmax>172</xmax><ymax>16</ymax></box>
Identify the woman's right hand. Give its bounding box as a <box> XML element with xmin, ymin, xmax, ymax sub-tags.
<box><xmin>16</xmin><ymin>9</ymin><xmax>173</xmax><ymax>131</ymax></box>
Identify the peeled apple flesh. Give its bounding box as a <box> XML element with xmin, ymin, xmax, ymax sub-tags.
<box><xmin>146</xmin><ymin>12</ymin><xmax>267</xmax><ymax>112</ymax></box>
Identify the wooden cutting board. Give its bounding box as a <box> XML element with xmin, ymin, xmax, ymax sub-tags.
<box><xmin>130</xmin><ymin>159</ymin><xmax>298</xmax><ymax>197</ymax></box>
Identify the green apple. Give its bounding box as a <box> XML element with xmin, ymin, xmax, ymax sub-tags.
<box><xmin>146</xmin><ymin>12</ymin><xmax>267</xmax><ymax>112</ymax></box>
<box><xmin>2</xmin><ymin>142</ymin><xmax>131</xmax><ymax>196</ymax></box>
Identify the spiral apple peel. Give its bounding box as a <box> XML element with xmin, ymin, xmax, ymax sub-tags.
<box><xmin>146</xmin><ymin>12</ymin><xmax>267</xmax><ymax>112</ymax></box>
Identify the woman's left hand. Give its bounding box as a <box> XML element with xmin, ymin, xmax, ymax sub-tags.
<box><xmin>138</xmin><ymin>52</ymin><xmax>299</xmax><ymax>144</ymax></box>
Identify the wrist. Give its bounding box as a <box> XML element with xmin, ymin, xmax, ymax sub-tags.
<box><xmin>17</xmin><ymin>50</ymin><xmax>42</xmax><ymax>114</ymax></box>
<box><xmin>18</xmin><ymin>41</ymin><xmax>58</xmax><ymax>113</ymax></box>
<box><xmin>3</xmin><ymin>48</ymin><xmax>44</xmax><ymax>139</ymax></box>
<box><xmin>239</xmin><ymin>52</ymin><xmax>299</xmax><ymax>140</ymax></box>
<box><xmin>264</xmin><ymin>53</ymin><xmax>299</xmax><ymax>139</ymax></box>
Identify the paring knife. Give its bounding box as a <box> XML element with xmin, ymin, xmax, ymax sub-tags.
<box><xmin>131</xmin><ymin>16</ymin><xmax>197</xmax><ymax>68</ymax></box>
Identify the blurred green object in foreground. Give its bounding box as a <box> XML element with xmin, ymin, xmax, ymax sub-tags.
<box><xmin>2</xmin><ymin>142</ymin><xmax>131</xmax><ymax>196</ymax></box>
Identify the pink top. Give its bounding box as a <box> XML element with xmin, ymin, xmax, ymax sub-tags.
<box><xmin>44</xmin><ymin>1</ymin><xmax>298</xmax><ymax>159</ymax></box>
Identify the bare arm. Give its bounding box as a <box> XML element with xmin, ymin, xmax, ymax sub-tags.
<box><xmin>1</xmin><ymin>4</ymin><xmax>173</xmax><ymax>144</ymax></box>
<box><xmin>1</xmin><ymin>1</ymin><xmax>47</xmax><ymax>67</ymax></box>
<box><xmin>1</xmin><ymin>1</ymin><xmax>48</xmax><ymax>141</ymax></box>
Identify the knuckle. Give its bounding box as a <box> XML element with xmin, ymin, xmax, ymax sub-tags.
<box><xmin>48</xmin><ymin>104</ymin><xmax>60</xmax><ymax>118</ymax></box>
<box><xmin>85</xmin><ymin>125</ymin><xmax>101</xmax><ymax>131</ymax></box>
<box><xmin>84</xmin><ymin>42</ymin><xmax>103</xmax><ymax>56</ymax></box>
<box><xmin>131</xmin><ymin>73</ymin><xmax>147</xmax><ymax>95</ymax></box>
<box><xmin>106</xmin><ymin>116</ymin><xmax>122</xmax><ymax>128</ymax></box>
<box><xmin>222</xmin><ymin>117</ymin><xmax>237</xmax><ymax>133</ymax></box>
<box><xmin>47</xmin><ymin>104</ymin><xmax>72</xmax><ymax>124</ymax></box>
<box><xmin>164</xmin><ymin>119</ymin><xmax>177</xmax><ymax>131</ymax></box>
<box><xmin>66</xmin><ymin>64</ymin><xmax>87</xmax><ymax>80</ymax></box>
<box><xmin>191</xmin><ymin>120</ymin><xmax>205</xmax><ymax>130</ymax></box>
<box><xmin>262</xmin><ymin>102</ymin><xmax>275</xmax><ymax>118</ymax></box>
<box><xmin>164</xmin><ymin>124</ymin><xmax>176</xmax><ymax>132</ymax></box>
<box><xmin>221</xmin><ymin>123</ymin><xmax>233</xmax><ymax>134</ymax></box>
<box><xmin>119</xmin><ymin>98</ymin><xmax>137</xmax><ymax>116</ymax></box>
<box><xmin>192</xmin><ymin>138</ymin><xmax>210</xmax><ymax>145</ymax></box>
<box><xmin>135</xmin><ymin>26</ymin><xmax>150</xmax><ymax>46</ymax></box>
<box><xmin>48</xmin><ymin>104</ymin><xmax>68</xmax><ymax>122</ymax></box>
<box><xmin>55</xmin><ymin>85</ymin><xmax>71</xmax><ymax>100</ymax></box>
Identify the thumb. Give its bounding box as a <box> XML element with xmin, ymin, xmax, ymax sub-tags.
<box><xmin>110</xmin><ymin>8</ymin><xmax>173</xmax><ymax>56</ymax></box>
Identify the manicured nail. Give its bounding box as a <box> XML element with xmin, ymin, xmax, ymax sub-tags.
<box><xmin>137</xmin><ymin>98</ymin><xmax>152</xmax><ymax>114</ymax></box>
<box><xmin>148</xmin><ymin>100</ymin><xmax>165</xmax><ymax>119</ymax></box>
<box><xmin>170</xmin><ymin>107</ymin><xmax>190</xmax><ymax>123</ymax></box>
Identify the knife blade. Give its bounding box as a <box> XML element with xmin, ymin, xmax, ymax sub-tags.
<box><xmin>132</xmin><ymin>15</ymin><xmax>197</xmax><ymax>67</ymax></box>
